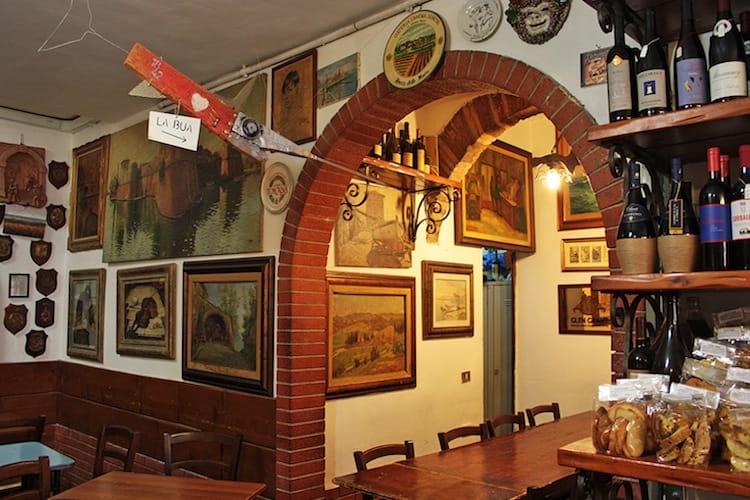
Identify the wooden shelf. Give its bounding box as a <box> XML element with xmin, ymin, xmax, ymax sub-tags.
<box><xmin>359</xmin><ymin>156</ymin><xmax>461</xmax><ymax>193</ymax></box>
<box><xmin>586</xmin><ymin>97</ymin><xmax>750</xmax><ymax>163</ymax></box>
<box><xmin>591</xmin><ymin>270</ymin><xmax>750</xmax><ymax>292</ymax></box>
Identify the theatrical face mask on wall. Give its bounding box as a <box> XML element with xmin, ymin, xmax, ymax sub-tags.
<box><xmin>506</xmin><ymin>0</ymin><xmax>570</xmax><ymax>44</ymax></box>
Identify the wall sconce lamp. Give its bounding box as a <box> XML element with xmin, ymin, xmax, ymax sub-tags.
<box><xmin>532</xmin><ymin>132</ymin><xmax>580</xmax><ymax>190</ymax></box>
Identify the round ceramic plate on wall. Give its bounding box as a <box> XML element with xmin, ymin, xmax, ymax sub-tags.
<box><xmin>383</xmin><ymin>10</ymin><xmax>446</xmax><ymax>89</ymax></box>
<box><xmin>459</xmin><ymin>0</ymin><xmax>503</xmax><ymax>42</ymax></box>
<box><xmin>261</xmin><ymin>162</ymin><xmax>293</xmax><ymax>214</ymax></box>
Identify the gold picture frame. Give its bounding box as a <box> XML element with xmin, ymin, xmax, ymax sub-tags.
<box><xmin>272</xmin><ymin>50</ymin><xmax>317</xmax><ymax>144</ymax></box>
<box><xmin>422</xmin><ymin>261</ymin><xmax>474</xmax><ymax>339</ymax></box>
<box><xmin>67</xmin><ymin>269</ymin><xmax>105</xmax><ymax>362</ymax></box>
<box><xmin>69</xmin><ymin>136</ymin><xmax>109</xmax><ymax>251</ymax></box>
<box><xmin>557</xmin><ymin>171</ymin><xmax>603</xmax><ymax>230</ymax></box>
<box><xmin>561</xmin><ymin>237</ymin><xmax>609</xmax><ymax>272</ymax></box>
<box><xmin>326</xmin><ymin>272</ymin><xmax>416</xmax><ymax>398</ymax></box>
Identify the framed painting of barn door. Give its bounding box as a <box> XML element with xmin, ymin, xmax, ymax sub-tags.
<box><xmin>557</xmin><ymin>165</ymin><xmax>603</xmax><ymax>230</ymax></box>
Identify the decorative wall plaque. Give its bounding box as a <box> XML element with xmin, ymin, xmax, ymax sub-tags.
<box><xmin>48</xmin><ymin>160</ymin><xmax>70</xmax><ymax>189</ymax></box>
<box><xmin>4</xmin><ymin>304</ymin><xmax>28</xmax><ymax>334</ymax></box>
<box><xmin>0</xmin><ymin>235</ymin><xmax>13</xmax><ymax>262</ymax></box>
<box><xmin>383</xmin><ymin>10</ymin><xmax>446</xmax><ymax>89</ymax></box>
<box><xmin>30</xmin><ymin>240</ymin><xmax>52</xmax><ymax>266</ymax></box>
<box><xmin>0</xmin><ymin>142</ymin><xmax>47</xmax><ymax>208</ymax></box>
<box><xmin>25</xmin><ymin>330</ymin><xmax>47</xmax><ymax>358</ymax></box>
<box><xmin>36</xmin><ymin>268</ymin><xmax>57</xmax><ymax>296</ymax></box>
<box><xmin>505</xmin><ymin>0</ymin><xmax>571</xmax><ymax>45</ymax></box>
<box><xmin>35</xmin><ymin>298</ymin><xmax>55</xmax><ymax>328</ymax></box>
<box><xmin>46</xmin><ymin>204</ymin><xmax>66</xmax><ymax>230</ymax></box>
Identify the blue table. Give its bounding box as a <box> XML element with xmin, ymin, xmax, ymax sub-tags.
<box><xmin>0</xmin><ymin>441</ymin><xmax>75</xmax><ymax>492</ymax></box>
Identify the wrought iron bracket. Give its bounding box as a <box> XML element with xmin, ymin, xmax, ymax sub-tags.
<box><xmin>406</xmin><ymin>186</ymin><xmax>460</xmax><ymax>241</ymax></box>
<box><xmin>609</xmin><ymin>291</ymin><xmax>662</xmax><ymax>375</ymax></box>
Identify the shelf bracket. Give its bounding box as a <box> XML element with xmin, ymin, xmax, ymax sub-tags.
<box><xmin>339</xmin><ymin>180</ymin><xmax>369</xmax><ymax>222</ymax></box>
<box><xmin>407</xmin><ymin>186</ymin><xmax>460</xmax><ymax>241</ymax></box>
<box><xmin>609</xmin><ymin>292</ymin><xmax>662</xmax><ymax>375</ymax></box>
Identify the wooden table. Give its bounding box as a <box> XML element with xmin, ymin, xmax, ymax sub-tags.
<box><xmin>0</xmin><ymin>441</ymin><xmax>75</xmax><ymax>493</ymax></box>
<box><xmin>50</xmin><ymin>471</ymin><xmax>266</xmax><ymax>499</ymax></box>
<box><xmin>558</xmin><ymin>437</ymin><xmax>750</xmax><ymax>498</ymax></box>
<box><xmin>333</xmin><ymin>411</ymin><xmax>591</xmax><ymax>499</ymax></box>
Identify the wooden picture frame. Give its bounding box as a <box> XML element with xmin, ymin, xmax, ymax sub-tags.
<box><xmin>561</xmin><ymin>237</ymin><xmax>609</xmax><ymax>272</ymax></box>
<box><xmin>272</xmin><ymin>50</ymin><xmax>317</xmax><ymax>144</ymax></box>
<box><xmin>182</xmin><ymin>257</ymin><xmax>275</xmax><ymax>396</ymax></box>
<box><xmin>116</xmin><ymin>264</ymin><xmax>176</xmax><ymax>359</ymax></box>
<box><xmin>422</xmin><ymin>261</ymin><xmax>474</xmax><ymax>339</ymax></box>
<box><xmin>67</xmin><ymin>269</ymin><xmax>105</xmax><ymax>362</ymax></box>
<box><xmin>456</xmin><ymin>140</ymin><xmax>535</xmax><ymax>251</ymax></box>
<box><xmin>557</xmin><ymin>284</ymin><xmax>611</xmax><ymax>335</ymax></box>
<box><xmin>69</xmin><ymin>136</ymin><xmax>109</xmax><ymax>251</ymax></box>
<box><xmin>8</xmin><ymin>273</ymin><xmax>29</xmax><ymax>298</ymax></box>
<box><xmin>326</xmin><ymin>272</ymin><xmax>416</xmax><ymax>398</ymax></box>
<box><xmin>557</xmin><ymin>172</ymin><xmax>603</xmax><ymax>230</ymax></box>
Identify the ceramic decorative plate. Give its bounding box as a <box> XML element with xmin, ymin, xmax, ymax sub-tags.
<box><xmin>383</xmin><ymin>10</ymin><xmax>446</xmax><ymax>89</ymax></box>
<box><xmin>459</xmin><ymin>0</ymin><xmax>503</xmax><ymax>43</ymax></box>
<box><xmin>260</xmin><ymin>162</ymin><xmax>293</xmax><ymax>214</ymax></box>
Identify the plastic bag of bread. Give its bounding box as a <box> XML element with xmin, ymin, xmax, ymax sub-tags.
<box><xmin>681</xmin><ymin>357</ymin><xmax>727</xmax><ymax>394</ymax></box>
<box><xmin>593</xmin><ymin>382</ymin><xmax>655</xmax><ymax>458</ymax></box>
<box><xmin>651</xmin><ymin>384</ymin><xmax>720</xmax><ymax>466</ymax></box>
<box><xmin>718</xmin><ymin>387</ymin><xmax>750</xmax><ymax>472</ymax></box>
<box><xmin>693</xmin><ymin>338</ymin><xmax>750</xmax><ymax>370</ymax></box>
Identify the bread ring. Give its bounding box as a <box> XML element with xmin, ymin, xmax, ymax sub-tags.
<box><xmin>592</xmin><ymin>406</ymin><xmax>612</xmax><ymax>453</ymax></box>
<box><xmin>624</xmin><ymin>417</ymin><xmax>647</xmax><ymax>458</ymax></box>
<box><xmin>608</xmin><ymin>401</ymin><xmax>647</xmax><ymax>423</ymax></box>
<box><xmin>609</xmin><ymin>417</ymin><xmax>628</xmax><ymax>455</ymax></box>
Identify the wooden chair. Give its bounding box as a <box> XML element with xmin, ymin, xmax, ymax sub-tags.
<box><xmin>437</xmin><ymin>423</ymin><xmax>489</xmax><ymax>451</ymax></box>
<box><xmin>163</xmin><ymin>431</ymin><xmax>242</xmax><ymax>481</ymax></box>
<box><xmin>485</xmin><ymin>411</ymin><xmax>525</xmax><ymax>438</ymax></box>
<box><xmin>525</xmin><ymin>473</ymin><xmax>577</xmax><ymax>500</ymax></box>
<box><xmin>93</xmin><ymin>424</ymin><xmax>141</xmax><ymax>477</ymax></box>
<box><xmin>0</xmin><ymin>455</ymin><xmax>50</xmax><ymax>500</ymax></box>
<box><xmin>353</xmin><ymin>440</ymin><xmax>415</xmax><ymax>472</ymax></box>
<box><xmin>525</xmin><ymin>402</ymin><xmax>560</xmax><ymax>427</ymax></box>
<box><xmin>0</xmin><ymin>416</ymin><xmax>46</xmax><ymax>445</ymax></box>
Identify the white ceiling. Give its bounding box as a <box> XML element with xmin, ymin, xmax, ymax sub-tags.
<box><xmin>0</xmin><ymin>0</ymin><xmax>424</xmax><ymax>130</ymax></box>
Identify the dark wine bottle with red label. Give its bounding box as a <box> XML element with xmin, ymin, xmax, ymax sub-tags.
<box><xmin>607</xmin><ymin>3</ymin><xmax>636</xmax><ymax>121</ymax></box>
<box><xmin>699</xmin><ymin>147</ymin><xmax>731</xmax><ymax>270</ymax></box>
<box><xmin>709</xmin><ymin>0</ymin><xmax>748</xmax><ymax>102</ymax></box>
<box><xmin>674</xmin><ymin>0</ymin><xmax>709</xmax><ymax>109</ymax></box>
<box><xmin>637</xmin><ymin>8</ymin><xmax>670</xmax><ymax>116</ymax></box>
<box><xmin>731</xmin><ymin>144</ymin><xmax>750</xmax><ymax>269</ymax></box>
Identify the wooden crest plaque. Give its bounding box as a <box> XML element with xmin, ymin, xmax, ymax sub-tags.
<box><xmin>35</xmin><ymin>298</ymin><xmax>55</xmax><ymax>328</ymax></box>
<box><xmin>30</xmin><ymin>240</ymin><xmax>52</xmax><ymax>266</ymax></box>
<box><xmin>48</xmin><ymin>161</ymin><xmax>69</xmax><ymax>189</ymax></box>
<box><xmin>36</xmin><ymin>268</ymin><xmax>57</xmax><ymax>296</ymax></box>
<box><xmin>46</xmin><ymin>204</ymin><xmax>66</xmax><ymax>230</ymax></box>
<box><xmin>4</xmin><ymin>304</ymin><xmax>28</xmax><ymax>334</ymax></box>
<box><xmin>0</xmin><ymin>235</ymin><xmax>12</xmax><ymax>262</ymax></box>
<box><xmin>25</xmin><ymin>330</ymin><xmax>47</xmax><ymax>358</ymax></box>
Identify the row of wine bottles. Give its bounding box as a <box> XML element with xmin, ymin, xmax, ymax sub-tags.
<box><xmin>369</xmin><ymin>122</ymin><xmax>432</xmax><ymax>174</ymax></box>
<box><xmin>616</xmin><ymin>144</ymin><xmax>750</xmax><ymax>272</ymax></box>
<box><xmin>607</xmin><ymin>0</ymin><xmax>749</xmax><ymax>122</ymax></box>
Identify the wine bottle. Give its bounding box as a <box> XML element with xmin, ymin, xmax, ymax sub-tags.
<box><xmin>685</xmin><ymin>296</ymin><xmax>713</xmax><ymax>340</ymax></box>
<box><xmin>699</xmin><ymin>147</ymin><xmax>731</xmax><ymax>270</ymax></box>
<box><xmin>627</xmin><ymin>317</ymin><xmax>653</xmax><ymax>377</ymax></box>
<box><xmin>372</xmin><ymin>133</ymin><xmax>384</xmax><ymax>159</ymax></box>
<box><xmin>606</xmin><ymin>3</ymin><xmax>636</xmax><ymax>121</ymax></box>
<box><xmin>658</xmin><ymin>158</ymin><xmax>701</xmax><ymax>273</ymax></box>
<box><xmin>709</xmin><ymin>0</ymin><xmax>748</xmax><ymax>102</ymax></box>
<box><xmin>385</xmin><ymin>128</ymin><xmax>401</xmax><ymax>165</ymax></box>
<box><xmin>616</xmin><ymin>160</ymin><xmax>657</xmax><ymax>273</ymax></box>
<box><xmin>637</xmin><ymin>8</ymin><xmax>670</xmax><ymax>116</ymax></box>
<box><xmin>414</xmin><ymin>131</ymin><xmax>427</xmax><ymax>173</ymax></box>
<box><xmin>731</xmin><ymin>144</ymin><xmax>750</xmax><ymax>269</ymax></box>
<box><xmin>674</xmin><ymin>0</ymin><xmax>709</xmax><ymax>109</ymax></box>
<box><xmin>400</xmin><ymin>122</ymin><xmax>413</xmax><ymax>168</ymax></box>
<box><xmin>741</xmin><ymin>11</ymin><xmax>750</xmax><ymax>95</ymax></box>
<box><xmin>721</xmin><ymin>153</ymin><xmax>732</xmax><ymax>188</ymax></box>
<box><xmin>651</xmin><ymin>294</ymin><xmax>690</xmax><ymax>383</ymax></box>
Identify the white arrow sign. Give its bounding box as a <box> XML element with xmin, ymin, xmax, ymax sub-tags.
<box><xmin>147</xmin><ymin>111</ymin><xmax>201</xmax><ymax>151</ymax></box>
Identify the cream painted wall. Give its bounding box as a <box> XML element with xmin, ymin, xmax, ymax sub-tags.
<box><xmin>1</xmin><ymin>0</ymin><xmax>617</xmax><ymax>489</ymax></box>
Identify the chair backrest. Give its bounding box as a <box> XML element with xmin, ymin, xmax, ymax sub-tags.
<box><xmin>437</xmin><ymin>423</ymin><xmax>489</xmax><ymax>451</ymax></box>
<box><xmin>353</xmin><ymin>440</ymin><xmax>415</xmax><ymax>472</ymax></box>
<box><xmin>486</xmin><ymin>411</ymin><xmax>525</xmax><ymax>438</ymax></box>
<box><xmin>525</xmin><ymin>402</ymin><xmax>561</xmax><ymax>427</ymax></box>
<box><xmin>0</xmin><ymin>416</ymin><xmax>46</xmax><ymax>445</ymax></box>
<box><xmin>93</xmin><ymin>424</ymin><xmax>141</xmax><ymax>477</ymax></box>
<box><xmin>163</xmin><ymin>431</ymin><xmax>242</xmax><ymax>481</ymax></box>
<box><xmin>526</xmin><ymin>473</ymin><xmax>577</xmax><ymax>500</ymax></box>
<box><xmin>0</xmin><ymin>455</ymin><xmax>50</xmax><ymax>500</ymax></box>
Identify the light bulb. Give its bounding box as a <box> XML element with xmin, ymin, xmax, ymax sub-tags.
<box><xmin>543</xmin><ymin>169</ymin><xmax>562</xmax><ymax>190</ymax></box>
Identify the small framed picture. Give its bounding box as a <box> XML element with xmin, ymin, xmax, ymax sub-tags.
<box><xmin>421</xmin><ymin>261</ymin><xmax>474</xmax><ymax>339</ymax></box>
<box><xmin>580</xmin><ymin>47</ymin><xmax>609</xmax><ymax>87</ymax></box>
<box><xmin>8</xmin><ymin>273</ymin><xmax>29</xmax><ymax>298</ymax></box>
<box><xmin>272</xmin><ymin>50</ymin><xmax>317</xmax><ymax>144</ymax></box>
<box><xmin>561</xmin><ymin>237</ymin><xmax>609</xmax><ymax>272</ymax></box>
<box><xmin>67</xmin><ymin>269</ymin><xmax>106</xmax><ymax>362</ymax></box>
<box><xmin>558</xmin><ymin>284</ymin><xmax>611</xmax><ymax>335</ymax></box>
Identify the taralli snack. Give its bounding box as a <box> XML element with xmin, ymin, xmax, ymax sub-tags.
<box><xmin>718</xmin><ymin>389</ymin><xmax>750</xmax><ymax>472</ymax></box>
<box><xmin>593</xmin><ymin>383</ymin><xmax>653</xmax><ymax>458</ymax></box>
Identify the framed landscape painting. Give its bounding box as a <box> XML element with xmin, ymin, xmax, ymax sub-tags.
<box><xmin>421</xmin><ymin>261</ymin><xmax>474</xmax><ymax>339</ymax></box>
<box><xmin>182</xmin><ymin>257</ymin><xmax>274</xmax><ymax>396</ymax></box>
<box><xmin>326</xmin><ymin>272</ymin><xmax>416</xmax><ymax>398</ymax></box>
<box><xmin>67</xmin><ymin>269</ymin><xmax>105</xmax><ymax>362</ymax></box>
<box><xmin>557</xmin><ymin>167</ymin><xmax>603</xmax><ymax>230</ymax></box>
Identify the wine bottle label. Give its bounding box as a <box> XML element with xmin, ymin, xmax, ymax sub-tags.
<box><xmin>416</xmin><ymin>150</ymin><xmax>425</xmax><ymax>171</ymax></box>
<box><xmin>676</xmin><ymin>58</ymin><xmax>709</xmax><ymax>106</ymax></box>
<box><xmin>392</xmin><ymin>152</ymin><xmax>401</xmax><ymax>164</ymax></box>
<box><xmin>731</xmin><ymin>199</ymin><xmax>750</xmax><ymax>240</ymax></box>
<box><xmin>637</xmin><ymin>69</ymin><xmax>668</xmax><ymax>111</ymax></box>
<box><xmin>373</xmin><ymin>143</ymin><xmax>382</xmax><ymax>157</ymax></box>
<box><xmin>710</xmin><ymin>61</ymin><xmax>748</xmax><ymax>101</ymax></box>
<box><xmin>607</xmin><ymin>58</ymin><xmax>633</xmax><ymax>112</ymax></box>
<box><xmin>699</xmin><ymin>204</ymin><xmax>731</xmax><ymax>242</ymax></box>
<box><xmin>402</xmin><ymin>151</ymin><xmax>413</xmax><ymax>167</ymax></box>
<box><xmin>668</xmin><ymin>199</ymin><xmax>684</xmax><ymax>234</ymax></box>
<box><xmin>622</xmin><ymin>203</ymin><xmax>650</xmax><ymax>223</ymax></box>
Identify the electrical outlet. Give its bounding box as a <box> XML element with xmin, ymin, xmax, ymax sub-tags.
<box><xmin>461</xmin><ymin>371</ymin><xmax>471</xmax><ymax>383</ymax></box>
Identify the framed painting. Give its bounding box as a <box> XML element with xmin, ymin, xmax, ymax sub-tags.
<box><xmin>102</xmin><ymin>74</ymin><xmax>266</xmax><ymax>263</ymax></box>
<box><xmin>557</xmin><ymin>168</ymin><xmax>603</xmax><ymax>230</ymax></box>
<box><xmin>8</xmin><ymin>273</ymin><xmax>29</xmax><ymax>298</ymax></box>
<box><xmin>421</xmin><ymin>261</ymin><xmax>474</xmax><ymax>339</ymax></box>
<box><xmin>557</xmin><ymin>284</ymin><xmax>611</xmax><ymax>335</ymax></box>
<box><xmin>317</xmin><ymin>52</ymin><xmax>359</xmax><ymax>108</ymax></box>
<box><xmin>561</xmin><ymin>237</ymin><xmax>609</xmax><ymax>272</ymax></box>
<box><xmin>116</xmin><ymin>264</ymin><xmax>176</xmax><ymax>358</ymax></box>
<box><xmin>455</xmin><ymin>140</ymin><xmax>535</xmax><ymax>251</ymax></box>
<box><xmin>272</xmin><ymin>50</ymin><xmax>317</xmax><ymax>144</ymax></box>
<box><xmin>69</xmin><ymin>136</ymin><xmax>109</xmax><ymax>251</ymax></box>
<box><xmin>580</xmin><ymin>47</ymin><xmax>609</xmax><ymax>87</ymax></box>
<box><xmin>326</xmin><ymin>272</ymin><xmax>416</xmax><ymax>398</ymax></box>
<box><xmin>182</xmin><ymin>257</ymin><xmax>274</xmax><ymax>396</ymax></box>
<box><xmin>67</xmin><ymin>269</ymin><xmax>105</xmax><ymax>362</ymax></box>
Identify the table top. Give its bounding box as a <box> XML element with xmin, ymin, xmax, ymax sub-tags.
<box><xmin>333</xmin><ymin>411</ymin><xmax>591</xmax><ymax>500</ymax></box>
<box><xmin>50</xmin><ymin>471</ymin><xmax>267</xmax><ymax>500</ymax></box>
<box><xmin>0</xmin><ymin>441</ymin><xmax>74</xmax><ymax>471</ymax></box>
<box><xmin>558</xmin><ymin>437</ymin><xmax>750</xmax><ymax>498</ymax></box>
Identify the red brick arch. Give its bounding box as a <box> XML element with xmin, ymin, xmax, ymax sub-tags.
<box><xmin>274</xmin><ymin>50</ymin><xmax>619</xmax><ymax>499</ymax></box>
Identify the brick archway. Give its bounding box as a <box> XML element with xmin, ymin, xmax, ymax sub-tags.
<box><xmin>274</xmin><ymin>50</ymin><xmax>620</xmax><ymax>499</ymax></box>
